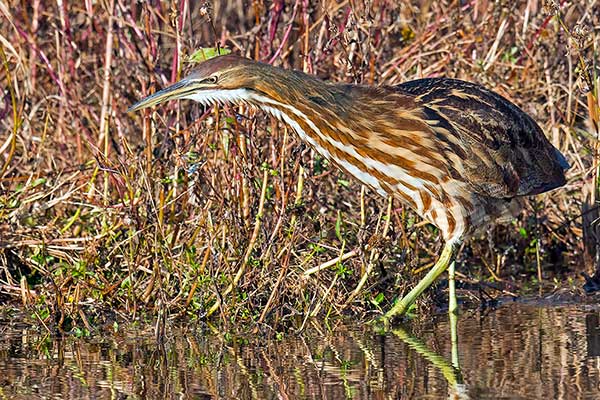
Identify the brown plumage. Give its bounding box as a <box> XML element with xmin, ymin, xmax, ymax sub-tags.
<box><xmin>129</xmin><ymin>55</ymin><xmax>568</xmax><ymax>321</ymax></box>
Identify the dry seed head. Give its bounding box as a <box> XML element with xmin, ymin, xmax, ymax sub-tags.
<box><xmin>578</xmin><ymin>78</ymin><xmax>591</xmax><ymax>94</ymax></box>
<box><xmin>200</xmin><ymin>2</ymin><xmax>212</xmax><ymax>20</ymax></box>
<box><xmin>324</xmin><ymin>22</ymin><xmax>340</xmax><ymax>51</ymax></box>
<box><xmin>169</xmin><ymin>3</ymin><xmax>178</xmax><ymax>27</ymax></box>
<box><xmin>329</xmin><ymin>22</ymin><xmax>339</xmax><ymax>37</ymax></box>
<box><xmin>572</xmin><ymin>24</ymin><xmax>589</xmax><ymax>48</ymax></box>
<box><xmin>542</xmin><ymin>0</ymin><xmax>560</xmax><ymax>16</ymax></box>
<box><xmin>575</xmin><ymin>65</ymin><xmax>593</xmax><ymax>94</ymax></box>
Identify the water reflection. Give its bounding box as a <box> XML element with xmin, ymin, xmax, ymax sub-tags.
<box><xmin>392</xmin><ymin>325</ymin><xmax>467</xmax><ymax>399</ymax></box>
<box><xmin>586</xmin><ymin>313</ymin><xmax>600</xmax><ymax>357</ymax></box>
<box><xmin>1</xmin><ymin>303</ymin><xmax>600</xmax><ymax>399</ymax></box>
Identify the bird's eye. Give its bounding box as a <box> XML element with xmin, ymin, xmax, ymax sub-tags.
<box><xmin>204</xmin><ymin>76</ymin><xmax>218</xmax><ymax>84</ymax></box>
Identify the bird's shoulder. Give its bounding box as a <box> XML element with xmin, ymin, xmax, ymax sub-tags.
<box><xmin>392</xmin><ymin>78</ymin><xmax>540</xmax><ymax>150</ymax></box>
<box><xmin>387</xmin><ymin>78</ymin><xmax>567</xmax><ymax>197</ymax></box>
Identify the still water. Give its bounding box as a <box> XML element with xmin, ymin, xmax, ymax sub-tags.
<box><xmin>1</xmin><ymin>301</ymin><xmax>600</xmax><ymax>399</ymax></box>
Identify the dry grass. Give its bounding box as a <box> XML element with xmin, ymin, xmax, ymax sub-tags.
<box><xmin>0</xmin><ymin>0</ymin><xmax>598</xmax><ymax>333</ymax></box>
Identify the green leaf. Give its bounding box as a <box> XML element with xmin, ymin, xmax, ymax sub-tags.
<box><xmin>188</xmin><ymin>47</ymin><xmax>231</xmax><ymax>64</ymax></box>
<box><xmin>337</xmin><ymin>179</ymin><xmax>350</xmax><ymax>188</ymax></box>
<box><xmin>518</xmin><ymin>227</ymin><xmax>528</xmax><ymax>239</ymax></box>
<box><xmin>224</xmin><ymin>116</ymin><xmax>236</xmax><ymax>127</ymax></box>
<box><xmin>372</xmin><ymin>292</ymin><xmax>384</xmax><ymax>305</ymax></box>
<box><xmin>186</xmin><ymin>151</ymin><xmax>199</xmax><ymax>162</ymax></box>
<box><xmin>31</xmin><ymin>178</ymin><xmax>47</xmax><ymax>187</ymax></box>
<box><xmin>335</xmin><ymin>261</ymin><xmax>351</xmax><ymax>279</ymax></box>
<box><xmin>335</xmin><ymin>210</ymin><xmax>343</xmax><ymax>242</ymax></box>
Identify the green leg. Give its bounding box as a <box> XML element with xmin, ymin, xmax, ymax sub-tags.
<box><xmin>448</xmin><ymin>260</ymin><xmax>460</xmax><ymax>370</ymax></box>
<box><xmin>448</xmin><ymin>260</ymin><xmax>457</xmax><ymax>317</ymax></box>
<box><xmin>382</xmin><ymin>241</ymin><xmax>458</xmax><ymax>323</ymax></box>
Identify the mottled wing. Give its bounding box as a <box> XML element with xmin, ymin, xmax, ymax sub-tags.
<box><xmin>395</xmin><ymin>78</ymin><xmax>568</xmax><ymax>198</ymax></box>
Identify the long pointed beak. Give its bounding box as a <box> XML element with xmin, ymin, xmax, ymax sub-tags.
<box><xmin>127</xmin><ymin>79</ymin><xmax>193</xmax><ymax>113</ymax></box>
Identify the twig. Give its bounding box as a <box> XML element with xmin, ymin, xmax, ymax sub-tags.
<box><xmin>303</xmin><ymin>249</ymin><xmax>359</xmax><ymax>276</ymax></box>
<box><xmin>0</xmin><ymin>45</ymin><xmax>19</xmax><ymax>178</ymax></box>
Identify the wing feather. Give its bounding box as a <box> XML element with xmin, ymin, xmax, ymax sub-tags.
<box><xmin>395</xmin><ymin>78</ymin><xmax>568</xmax><ymax>198</ymax></box>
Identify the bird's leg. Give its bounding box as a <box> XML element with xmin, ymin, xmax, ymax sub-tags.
<box><xmin>382</xmin><ymin>241</ymin><xmax>459</xmax><ymax>323</ymax></box>
<box><xmin>448</xmin><ymin>259</ymin><xmax>460</xmax><ymax>371</ymax></box>
<box><xmin>448</xmin><ymin>259</ymin><xmax>458</xmax><ymax>318</ymax></box>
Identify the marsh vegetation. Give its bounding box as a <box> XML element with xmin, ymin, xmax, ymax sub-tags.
<box><xmin>0</xmin><ymin>0</ymin><xmax>598</xmax><ymax>334</ymax></box>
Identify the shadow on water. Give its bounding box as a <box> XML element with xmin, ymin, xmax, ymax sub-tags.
<box><xmin>1</xmin><ymin>301</ymin><xmax>600</xmax><ymax>399</ymax></box>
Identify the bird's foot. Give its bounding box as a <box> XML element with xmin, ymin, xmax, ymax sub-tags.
<box><xmin>369</xmin><ymin>314</ymin><xmax>392</xmax><ymax>332</ymax></box>
<box><xmin>370</xmin><ymin>304</ymin><xmax>412</xmax><ymax>331</ymax></box>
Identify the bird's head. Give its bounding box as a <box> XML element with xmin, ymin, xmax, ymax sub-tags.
<box><xmin>128</xmin><ymin>54</ymin><xmax>326</xmax><ymax>113</ymax></box>
<box><xmin>128</xmin><ymin>55</ymin><xmax>266</xmax><ymax>112</ymax></box>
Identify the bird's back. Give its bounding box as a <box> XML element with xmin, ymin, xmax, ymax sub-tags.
<box><xmin>395</xmin><ymin>78</ymin><xmax>569</xmax><ymax>199</ymax></box>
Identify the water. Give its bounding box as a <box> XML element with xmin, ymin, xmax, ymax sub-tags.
<box><xmin>1</xmin><ymin>301</ymin><xmax>600</xmax><ymax>399</ymax></box>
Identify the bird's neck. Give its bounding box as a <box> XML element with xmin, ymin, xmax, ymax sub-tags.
<box><xmin>247</xmin><ymin>69</ymin><xmax>353</xmax><ymax>137</ymax></box>
<box><xmin>245</xmin><ymin>71</ymin><xmax>431</xmax><ymax>203</ymax></box>
<box><xmin>247</xmin><ymin>76</ymin><xmax>394</xmax><ymax>198</ymax></box>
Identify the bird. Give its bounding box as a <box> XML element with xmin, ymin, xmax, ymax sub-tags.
<box><xmin>128</xmin><ymin>54</ymin><xmax>569</xmax><ymax>323</ymax></box>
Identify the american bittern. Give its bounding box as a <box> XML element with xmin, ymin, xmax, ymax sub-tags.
<box><xmin>129</xmin><ymin>55</ymin><xmax>568</xmax><ymax>322</ymax></box>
